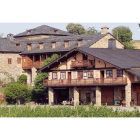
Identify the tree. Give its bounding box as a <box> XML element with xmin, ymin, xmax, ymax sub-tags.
<box><xmin>4</xmin><ymin>82</ymin><xmax>32</xmax><ymax>104</ymax></box>
<box><xmin>66</xmin><ymin>23</ymin><xmax>86</xmax><ymax>35</ymax></box>
<box><xmin>40</xmin><ymin>54</ymin><xmax>59</xmax><ymax>68</ymax></box>
<box><xmin>85</xmin><ymin>27</ymin><xmax>99</xmax><ymax>34</ymax></box>
<box><xmin>112</xmin><ymin>26</ymin><xmax>132</xmax><ymax>43</ymax></box>
<box><xmin>18</xmin><ymin>74</ymin><xmax>27</xmax><ymax>84</ymax></box>
<box><xmin>32</xmin><ymin>54</ymin><xmax>59</xmax><ymax>102</ymax></box>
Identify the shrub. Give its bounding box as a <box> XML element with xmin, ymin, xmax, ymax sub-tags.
<box><xmin>0</xmin><ymin>105</ymin><xmax>140</xmax><ymax>117</ymax></box>
<box><xmin>4</xmin><ymin>82</ymin><xmax>32</xmax><ymax>104</ymax></box>
<box><xmin>18</xmin><ymin>74</ymin><xmax>27</xmax><ymax>84</ymax></box>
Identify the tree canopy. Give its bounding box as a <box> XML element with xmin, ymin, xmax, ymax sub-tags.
<box><xmin>40</xmin><ymin>54</ymin><xmax>59</xmax><ymax>68</ymax></box>
<box><xmin>66</xmin><ymin>23</ymin><xmax>99</xmax><ymax>35</ymax></box>
<box><xmin>112</xmin><ymin>26</ymin><xmax>133</xmax><ymax>43</ymax></box>
<box><xmin>85</xmin><ymin>27</ymin><xmax>99</xmax><ymax>34</ymax></box>
<box><xmin>66</xmin><ymin>23</ymin><xmax>86</xmax><ymax>35</ymax></box>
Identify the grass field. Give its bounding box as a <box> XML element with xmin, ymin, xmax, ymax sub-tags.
<box><xmin>0</xmin><ymin>105</ymin><xmax>140</xmax><ymax>117</ymax></box>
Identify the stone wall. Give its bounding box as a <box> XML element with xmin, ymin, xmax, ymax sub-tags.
<box><xmin>0</xmin><ymin>53</ymin><xmax>23</xmax><ymax>83</ymax></box>
<box><xmin>114</xmin><ymin>87</ymin><xmax>125</xmax><ymax>100</ymax></box>
<box><xmin>69</xmin><ymin>87</ymin><xmax>96</xmax><ymax>105</ymax></box>
<box><xmin>90</xmin><ymin>34</ymin><xmax>124</xmax><ymax>49</ymax></box>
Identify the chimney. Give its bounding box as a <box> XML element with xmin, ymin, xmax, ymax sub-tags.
<box><xmin>108</xmin><ymin>38</ymin><xmax>116</xmax><ymax>50</ymax></box>
<box><xmin>101</xmin><ymin>26</ymin><xmax>109</xmax><ymax>34</ymax></box>
<box><xmin>7</xmin><ymin>33</ymin><xmax>14</xmax><ymax>42</ymax></box>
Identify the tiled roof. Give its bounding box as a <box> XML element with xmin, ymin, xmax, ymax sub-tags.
<box><xmin>38</xmin><ymin>48</ymin><xmax>140</xmax><ymax>72</ymax></box>
<box><xmin>0</xmin><ymin>38</ymin><xmax>26</xmax><ymax>52</ymax></box>
<box><xmin>127</xmin><ymin>69</ymin><xmax>140</xmax><ymax>77</ymax></box>
<box><xmin>14</xmin><ymin>25</ymin><xmax>71</xmax><ymax>37</ymax></box>
<box><xmin>20</xmin><ymin>33</ymin><xmax>106</xmax><ymax>54</ymax></box>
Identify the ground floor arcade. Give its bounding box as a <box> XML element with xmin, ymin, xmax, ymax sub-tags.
<box><xmin>48</xmin><ymin>83</ymin><xmax>140</xmax><ymax>107</ymax></box>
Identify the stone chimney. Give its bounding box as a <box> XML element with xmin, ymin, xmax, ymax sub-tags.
<box><xmin>108</xmin><ymin>38</ymin><xmax>116</xmax><ymax>50</ymax></box>
<box><xmin>7</xmin><ymin>33</ymin><xmax>14</xmax><ymax>42</ymax></box>
<box><xmin>101</xmin><ymin>26</ymin><xmax>109</xmax><ymax>34</ymax></box>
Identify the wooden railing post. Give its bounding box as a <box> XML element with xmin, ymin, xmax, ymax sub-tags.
<box><xmin>33</xmin><ymin>55</ymin><xmax>35</xmax><ymax>67</ymax></box>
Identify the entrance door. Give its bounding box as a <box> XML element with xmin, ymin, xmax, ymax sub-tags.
<box><xmin>68</xmin><ymin>72</ymin><xmax>71</xmax><ymax>84</ymax></box>
<box><xmin>101</xmin><ymin>87</ymin><xmax>114</xmax><ymax>105</ymax></box>
<box><xmin>137</xmin><ymin>93</ymin><xmax>140</xmax><ymax>105</ymax></box>
<box><xmin>100</xmin><ymin>71</ymin><xmax>104</xmax><ymax>83</ymax></box>
<box><xmin>86</xmin><ymin>93</ymin><xmax>91</xmax><ymax>104</ymax></box>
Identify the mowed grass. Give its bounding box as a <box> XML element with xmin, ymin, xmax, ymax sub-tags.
<box><xmin>0</xmin><ymin>105</ymin><xmax>140</xmax><ymax>117</ymax></box>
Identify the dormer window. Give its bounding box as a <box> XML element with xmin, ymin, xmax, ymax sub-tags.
<box><xmin>16</xmin><ymin>43</ymin><xmax>21</xmax><ymax>46</ymax></box>
<box><xmin>77</xmin><ymin>39</ymin><xmax>83</xmax><ymax>47</ymax></box>
<box><xmin>64</xmin><ymin>40</ymin><xmax>69</xmax><ymax>48</ymax></box>
<box><xmin>54</xmin><ymin>30</ymin><xmax>58</xmax><ymax>34</ymax></box>
<box><xmin>27</xmin><ymin>44</ymin><xmax>32</xmax><ymax>50</ymax></box>
<box><xmin>39</xmin><ymin>43</ymin><xmax>44</xmax><ymax>50</ymax></box>
<box><xmin>27</xmin><ymin>30</ymin><xmax>31</xmax><ymax>35</ymax></box>
<box><xmin>52</xmin><ymin>42</ymin><xmax>56</xmax><ymax>49</ymax></box>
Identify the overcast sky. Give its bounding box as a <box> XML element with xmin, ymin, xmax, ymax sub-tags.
<box><xmin>0</xmin><ymin>23</ymin><xmax>139</xmax><ymax>40</ymax></box>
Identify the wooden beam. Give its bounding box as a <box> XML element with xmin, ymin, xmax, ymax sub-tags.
<box><xmin>33</xmin><ymin>55</ymin><xmax>35</xmax><ymax>66</ymax></box>
<box><xmin>40</xmin><ymin>55</ymin><xmax>41</xmax><ymax>66</ymax></box>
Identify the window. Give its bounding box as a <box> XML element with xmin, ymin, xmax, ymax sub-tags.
<box><xmin>84</xmin><ymin>72</ymin><xmax>87</xmax><ymax>77</ymax></box>
<box><xmin>52</xmin><ymin>72</ymin><xmax>57</xmax><ymax>79</ymax></box>
<box><xmin>78</xmin><ymin>71</ymin><xmax>83</xmax><ymax>78</ymax></box>
<box><xmin>52</xmin><ymin>42</ymin><xmax>56</xmax><ymax>49</ymax></box>
<box><xmin>17</xmin><ymin>57</ymin><xmax>21</xmax><ymax>64</ymax></box>
<box><xmin>64</xmin><ymin>41</ymin><xmax>69</xmax><ymax>48</ymax></box>
<box><xmin>117</xmin><ymin>70</ymin><xmax>123</xmax><ymax>77</ymax></box>
<box><xmin>16</xmin><ymin>43</ymin><xmax>21</xmax><ymax>46</ymax></box>
<box><xmin>106</xmin><ymin>70</ymin><xmax>112</xmax><ymax>77</ymax></box>
<box><xmin>27</xmin><ymin>44</ymin><xmax>32</xmax><ymax>50</ymax></box>
<box><xmin>39</xmin><ymin>43</ymin><xmax>44</xmax><ymax>50</ymax></box>
<box><xmin>78</xmin><ymin>41</ymin><xmax>82</xmax><ymax>47</ymax></box>
<box><xmin>54</xmin><ymin>30</ymin><xmax>58</xmax><ymax>34</ymax></box>
<box><xmin>8</xmin><ymin>58</ymin><xmax>12</xmax><ymax>64</ymax></box>
<box><xmin>88</xmin><ymin>71</ymin><xmax>93</xmax><ymax>78</ymax></box>
<box><xmin>83</xmin><ymin>54</ymin><xmax>87</xmax><ymax>60</ymax></box>
<box><xmin>60</xmin><ymin>72</ymin><xmax>66</xmax><ymax>79</ymax></box>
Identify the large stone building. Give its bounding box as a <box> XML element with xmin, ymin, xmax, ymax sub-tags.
<box><xmin>0</xmin><ymin>25</ymin><xmax>124</xmax><ymax>86</ymax></box>
<box><xmin>1</xmin><ymin>24</ymin><xmax>140</xmax><ymax>107</ymax></box>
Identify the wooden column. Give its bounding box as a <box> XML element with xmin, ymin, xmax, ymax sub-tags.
<box><xmin>40</xmin><ymin>54</ymin><xmax>41</xmax><ymax>66</ymax></box>
<box><xmin>33</xmin><ymin>55</ymin><xmax>35</xmax><ymax>67</ymax></box>
<box><xmin>46</xmin><ymin>54</ymin><xmax>48</xmax><ymax>59</ymax></box>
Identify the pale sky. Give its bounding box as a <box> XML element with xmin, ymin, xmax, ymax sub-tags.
<box><xmin>0</xmin><ymin>23</ymin><xmax>140</xmax><ymax>40</ymax></box>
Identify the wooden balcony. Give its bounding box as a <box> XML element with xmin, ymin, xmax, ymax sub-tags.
<box><xmin>71</xmin><ymin>60</ymin><xmax>94</xmax><ymax>68</ymax></box>
<box><xmin>22</xmin><ymin>61</ymin><xmax>43</xmax><ymax>69</ymax></box>
<box><xmin>43</xmin><ymin>77</ymin><xmax>127</xmax><ymax>87</ymax></box>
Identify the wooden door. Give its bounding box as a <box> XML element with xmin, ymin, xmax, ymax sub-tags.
<box><xmin>86</xmin><ymin>93</ymin><xmax>91</xmax><ymax>104</ymax></box>
<box><xmin>101</xmin><ymin>87</ymin><xmax>114</xmax><ymax>105</ymax></box>
<box><xmin>137</xmin><ymin>93</ymin><xmax>140</xmax><ymax>105</ymax></box>
<box><xmin>68</xmin><ymin>72</ymin><xmax>71</xmax><ymax>84</ymax></box>
<box><xmin>100</xmin><ymin>71</ymin><xmax>104</xmax><ymax>83</ymax></box>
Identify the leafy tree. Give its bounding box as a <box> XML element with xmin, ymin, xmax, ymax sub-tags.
<box><xmin>4</xmin><ymin>82</ymin><xmax>32</xmax><ymax>104</ymax></box>
<box><xmin>66</xmin><ymin>23</ymin><xmax>86</xmax><ymax>35</ymax></box>
<box><xmin>40</xmin><ymin>54</ymin><xmax>59</xmax><ymax>68</ymax></box>
<box><xmin>18</xmin><ymin>74</ymin><xmax>27</xmax><ymax>84</ymax></box>
<box><xmin>85</xmin><ymin>27</ymin><xmax>99</xmax><ymax>34</ymax></box>
<box><xmin>32</xmin><ymin>54</ymin><xmax>59</xmax><ymax>102</ymax></box>
<box><xmin>123</xmin><ymin>42</ymin><xmax>135</xmax><ymax>49</ymax></box>
<box><xmin>112</xmin><ymin>26</ymin><xmax>132</xmax><ymax>43</ymax></box>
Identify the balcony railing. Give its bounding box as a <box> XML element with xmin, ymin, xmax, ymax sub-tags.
<box><xmin>43</xmin><ymin>77</ymin><xmax>127</xmax><ymax>87</ymax></box>
<box><xmin>22</xmin><ymin>61</ymin><xmax>43</xmax><ymax>69</ymax></box>
<box><xmin>71</xmin><ymin>60</ymin><xmax>94</xmax><ymax>68</ymax></box>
